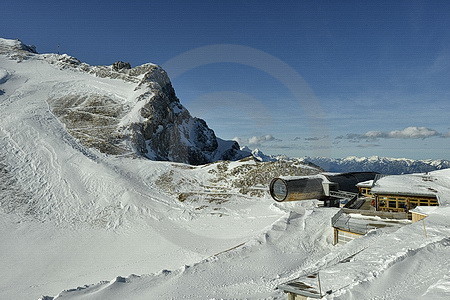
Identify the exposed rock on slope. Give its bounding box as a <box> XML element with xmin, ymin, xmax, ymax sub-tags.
<box><xmin>1</xmin><ymin>38</ymin><xmax>248</xmax><ymax>165</ymax></box>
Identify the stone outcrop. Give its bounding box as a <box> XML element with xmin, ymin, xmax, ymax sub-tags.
<box><xmin>127</xmin><ymin>65</ymin><xmax>249</xmax><ymax>165</ymax></box>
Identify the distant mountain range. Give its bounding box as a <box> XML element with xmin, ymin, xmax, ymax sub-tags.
<box><xmin>248</xmin><ymin>149</ymin><xmax>450</xmax><ymax>175</ymax></box>
<box><xmin>300</xmin><ymin>156</ymin><xmax>450</xmax><ymax>175</ymax></box>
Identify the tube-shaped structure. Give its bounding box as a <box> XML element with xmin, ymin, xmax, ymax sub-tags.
<box><xmin>269</xmin><ymin>176</ymin><xmax>326</xmax><ymax>202</ymax></box>
<box><xmin>269</xmin><ymin>172</ymin><xmax>378</xmax><ymax>202</ymax></box>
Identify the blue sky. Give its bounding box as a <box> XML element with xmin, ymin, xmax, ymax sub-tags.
<box><xmin>2</xmin><ymin>0</ymin><xmax>450</xmax><ymax>159</ymax></box>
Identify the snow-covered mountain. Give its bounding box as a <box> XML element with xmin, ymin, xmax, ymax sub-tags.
<box><xmin>301</xmin><ymin>156</ymin><xmax>450</xmax><ymax>175</ymax></box>
<box><xmin>0</xmin><ymin>38</ymin><xmax>248</xmax><ymax>165</ymax></box>
<box><xmin>245</xmin><ymin>148</ymin><xmax>449</xmax><ymax>175</ymax></box>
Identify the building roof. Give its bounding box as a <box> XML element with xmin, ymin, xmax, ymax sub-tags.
<box><xmin>410</xmin><ymin>206</ymin><xmax>439</xmax><ymax>215</ymax></box>
<box><xmin>371</xmin><ymin>169</ymin><xmax>450</xmax><ymax>205</ymax></box>
<box><xmin>279</xmin><ymin>174</ymin><xmax>331</xmax><ymax>183</ymax></box>
<box><xmin>277</xmin><ymin>274</ymin><xmax>323</xmax><ymax>299</ymax></box>
<box><xmin>356</xmin><ymin>180</ymin><xmax>374</xmax><ymax>188</ymax></box>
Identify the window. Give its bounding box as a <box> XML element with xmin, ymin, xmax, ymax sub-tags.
<box><xmin>409</xmin><ymin>201</ymin><xmax>418</xmax><ymax>209</ymax></box>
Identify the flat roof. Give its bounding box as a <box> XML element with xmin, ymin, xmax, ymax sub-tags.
<box><xmin>371</xmin><ymin>169</ymin><xmax>450</xmax><ymax>205</ymax></box>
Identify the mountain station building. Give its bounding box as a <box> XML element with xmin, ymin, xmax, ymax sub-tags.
<box><xmin>371</xmin><ymin>173</ymin><xmax>441</xmax><ymax>213</ymax></box>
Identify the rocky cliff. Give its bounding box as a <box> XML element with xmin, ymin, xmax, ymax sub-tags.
<box><xmin>0</xmin><ymin>38</ymin><xmax>249</xmax><ymax>165</ymax></box>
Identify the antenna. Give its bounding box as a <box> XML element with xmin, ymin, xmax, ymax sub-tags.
<box><xmin>57</xmin><ymin>44</ymin><xmax>60</xmax><ymax>55</ymax></box>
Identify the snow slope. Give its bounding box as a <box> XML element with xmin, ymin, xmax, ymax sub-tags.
<box><xmin>43</xmin><ymin>205</ymin><xmax>450</xmax><ymax>300</ymax></box>
<box><xmin>45</xmin><ymin>203</ymin><xmax>338</xmax><ymax>300</ymax></box>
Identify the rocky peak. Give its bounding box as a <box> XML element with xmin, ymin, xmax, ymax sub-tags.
<box><xmin>129</xmin><ymin>64</ymin><xmax>248</xmax><ymax>165</ymax></box>
<box><xmin>112</xmin><ymin>61</ymin><xmax>131</xmax><ymax>71</ymax></box>
<box><xmin>0</xmin><ymin>38</ymin><xmax>37</xmax><ymax>60</ymax></box>
<box><xmin>0</xmin><ymin>37</ymin><xmax>250</xmax><ymax>165</ymax></box>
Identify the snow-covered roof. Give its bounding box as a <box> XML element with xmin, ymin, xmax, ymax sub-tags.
<box><xmin>356</xmin><ymin>180</ymin><xmax>374</xmax><ymax>188</ymax></box>
<box><xmin>371</xmin><ymin>169</ymin><xmax>450</xmax><ymax>206</ymax></box>
<box><xmin>279</xmin><ymin>174</ymin><xmax>331</xmax><ymax>183</ymax></box>
<box><xmin>410</xmin><ymin>206</ymin><xmax>439</xmax><ymax>215</ymax></box>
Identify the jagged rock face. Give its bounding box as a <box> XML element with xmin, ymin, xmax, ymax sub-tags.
<box><xmin>131</xmin><ymin>67</ymin><xmax>237</xmax><ymax>165</ymax></box>
<box><xmin>47</xmin><ymin>94</ymin><xmax>128</xmax><ymax>155</ymax></box>
<box><xmin>2</xmin><ymin>38</ymin><xmax>248</xmax><ymax>165</ymax></box>
<box><xmin>112</xmin><ymin>61</ymin><xmax>131</xmax><ymax>71</ymax></box>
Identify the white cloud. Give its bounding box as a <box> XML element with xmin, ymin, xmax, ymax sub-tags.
<box><xmin>249</xmin><ymin>135</ymin><xmax>275</xmax><ymax>145</ymax></box>
<box><xmin>339</xmin><ymin>127</ymin><xmax>441</xmax><ymax>140</ymax></box>
<box><xmin>363</xmin><ymin>131</ymin><xmax>386</xmax><ymax>138</ymax></box>
<box><xmin>296</xmin><ymin>135</ymin><xmax>329</xmax><ymax>141</ymax></box>
<box><xmin>233</xmin><ymin>135</ymin><xmax>280</xmax><ymax>146</ymax></box>
<box><xmin>387</xmin><ymin>127</ymin><xmax>439</xmax><ymax>139</ymax></box>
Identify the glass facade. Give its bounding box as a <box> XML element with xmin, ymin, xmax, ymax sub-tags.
<box><xmin>376</xmin><ymin>194</ymin><xmax>438</xmax><ymax>212</ymax></box>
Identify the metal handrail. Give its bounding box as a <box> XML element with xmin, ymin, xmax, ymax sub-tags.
<box><xmin>329</xmin><ymin>190</ymin><xmax>358</xmax><ymax>199</ymax></box>
<box><xmin>331</xmin><ymin>208</ymin><xmax>344</xmax><ymax>226</ymax></box>
<box><xmin>332</xmin><ymin>211</ymin><xmax>379</xmax><ymax>235</ymax></box>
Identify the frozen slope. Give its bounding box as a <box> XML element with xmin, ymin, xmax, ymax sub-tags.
<box><xmin>0</xmin><ymin>47</ymin><xmax>164</xmax><ymax>225</ymax></box>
